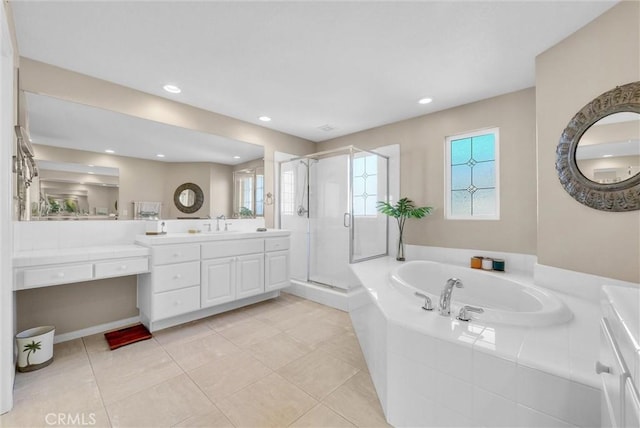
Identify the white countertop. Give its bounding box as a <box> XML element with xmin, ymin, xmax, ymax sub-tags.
<box><xmin>135</xmin><ymin>229</ymin><xmax>290</xmax><ymax>245</ymax></box>
<box><xmin>350</xmin><ymin>256</ymin><xmax>601</xmax><ymax>389</ymax></box>
<box><xmin>13</xmin><ymin>244</ymin><xmax>150</xmax><ymax>268</ymax></box>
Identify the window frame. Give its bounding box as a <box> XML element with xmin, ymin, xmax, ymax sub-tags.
<box><xmin>444</xmin><ymin>127</ymin><xmax>500</xmax><ymax>220</ymax></box>
<box><xmin>352</xmin><ymin>153</ymin><xmax>380</xmax><ymax>218</ymax></box>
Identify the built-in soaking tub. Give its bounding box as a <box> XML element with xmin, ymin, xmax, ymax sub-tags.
<box><xmin>348</xmin><ymin>256</ymin><xmax>603</xmax><ymax>428</ymax></box>
<box><xmin>389</xmin><ymin>260</ymin><xmax>572</xmax><ymax>327</ymax></box>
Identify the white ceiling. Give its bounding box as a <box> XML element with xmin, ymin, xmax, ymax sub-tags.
<box><xmin>11</xmin><ymin>1</ymin><xmax>617</xmax><ymax>143</ymax></box>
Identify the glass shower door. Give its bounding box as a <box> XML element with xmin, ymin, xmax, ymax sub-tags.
<box><xmin>351</xmin><ymin>149</ymin><xmax>389</xmax><ymax>263</ymax></box>
<box><xmin>308</xmin><ymin>153</ymin><xmax>355</xmax><ymax>289</ymax></box>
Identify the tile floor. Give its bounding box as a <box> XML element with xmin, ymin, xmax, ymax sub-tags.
<box><xmin>1</xmin><ymin>293</ymin><xmax>391</xmax><ymax>428</ymax></box>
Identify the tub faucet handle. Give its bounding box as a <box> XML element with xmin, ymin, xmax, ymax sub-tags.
<box><xmin>457</xmin><ymin>305</ymin><xmax>484</xmax><ymax>322</ymax></box>
<box><xmin>414</xmin><ymin>292</ymin><xmax>434</xmax><ymax>311</ymax></box>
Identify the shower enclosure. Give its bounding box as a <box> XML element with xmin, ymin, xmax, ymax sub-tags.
<box><xmin>279</xmin><ymin>146</ymin><xmax>389</xmax><ymax>290</ymax></box>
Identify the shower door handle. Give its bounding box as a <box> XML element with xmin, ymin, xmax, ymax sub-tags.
<box><xmin>343</xmin><ymin>213</ymin><xmax>351</xmax><ymax>228</ymax></box>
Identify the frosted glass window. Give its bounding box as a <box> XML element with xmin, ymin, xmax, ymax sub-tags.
<box><xmin>281</xmin><ymin>170</ymin><xmax>295</xmax><ymax>215</ymax></box>
<box><xmin>353</xmin><ymin>154</ymin><xmax>378</xmax><ymax>216</ymax></box>
<box><xmin>445</xmin><ymin>128</ymin><xmax>499</xmax><ymax>220</ymax></box>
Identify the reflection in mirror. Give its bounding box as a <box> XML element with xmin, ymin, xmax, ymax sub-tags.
<box><xmin>29</xmin><ymin>160</ymin><xmax>119</xmax><ymax>220</ymax></box>
<box><xmin>233</xmin><ymin>166</ymin><xmax>264</xmax><ymax>218</ymax></box>
<box><xmin>21</xmin><ymin>92</ymin><xmax>265</xmax><ymax>220</ymax></box>
<box><xmin>179</xmin><ymin>189</ymin><xmax>195</xmax><ymax>207</ymax></box>
<box><xmin>576</xmin><ymin>112</ymin><xmax>640</xmax><ymax>184</ymax></box>
<box><xmin>173</xmin><ymin>183</ymin><xmax>204</xmax><ymax>214</ymax></box>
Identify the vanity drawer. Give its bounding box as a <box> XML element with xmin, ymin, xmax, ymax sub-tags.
<box><xmin>152</xmin><ymin>244</ymin><xmax>200</xmax><ymax>266</ymax></box>
<box><xmin>153</xmin><ymin>286</ymin><xmax>200</xmax><ymax>320</ymax></box>
<box><xmin>94</xmin><ymin>257</ymin><xmax>149</xmax><ymax>279</ymax></box>
<box><xmin>21</xmin><ymin>263</ymin><xmax>93</xmax><ymax>289</ymax></box>
<box><xmin>153</xmin><ymin>261</ymin><xmax>200</xmax><ymax>293</ymax></box>
<box><xmin>265</xmin><ymin>237</ymin><xmax>289</xmax><ymax>252</ymax></box>
<box><xmin>201</xmin><ymin>239</ymin><xmax>264</xmax><ymax>259</ymax></box>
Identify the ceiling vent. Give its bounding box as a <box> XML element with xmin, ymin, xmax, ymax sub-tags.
<box><xmin>317</xmin><ymin>124</ymin><xmax>336</xmax><ymax>132</ymax></box>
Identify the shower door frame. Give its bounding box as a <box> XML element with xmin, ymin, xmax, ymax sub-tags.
<box><xmin>278</xmin><ymin>145</ymin><xmax>389</xmax><ymax>288</ymax></box>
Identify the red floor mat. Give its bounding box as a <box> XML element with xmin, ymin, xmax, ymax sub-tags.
<box><xmin>104</xmin><ymin>324</ymin><xmax>152</xmax><ymax>350</ymax></box>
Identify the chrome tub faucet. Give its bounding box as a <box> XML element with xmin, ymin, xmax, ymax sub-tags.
<box><xmin>439</xmin><ymin>278</ymin><xmax>463</xmax><ymax>316</ymax></box>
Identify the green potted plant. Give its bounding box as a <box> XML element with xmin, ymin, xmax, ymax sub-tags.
<box><xmin>377</xmin><ymin>197</ymin><xmax>432</xmax><ymax>261</ymax></box>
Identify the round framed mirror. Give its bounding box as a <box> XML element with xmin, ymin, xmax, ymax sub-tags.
<box><xmin>556</xmin><ymin>81</ymin><xmax>640</xmax><ymax>211</ymax></box>
<box><xmin>173</xmin><ymin>182</ymin><xmax>204</xmax><ymax>214</ymax></box>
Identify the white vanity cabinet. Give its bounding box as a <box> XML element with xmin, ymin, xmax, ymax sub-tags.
<box><xmin>13</xmin><ymin>245</ymin><xmax>150</xmax><ymax>290</ymax></box>
<box><xmin>137</xmin><ymin>243</ymin><xmax>201</xmax><ymax>324</ymax></box>
<box><xmin>201</xmin><ymin>238</ymin><xmax>266</xmax><ymax>307</ymax></box>
<box><xmin>599</xmin><ymin>286</ymin><xmax>640</xmax><ymax>428</ymax></box>
<box><xmin>136</xmin><ymin>231</ymin><xmax>290</xmax><ymax>332</ymax></box>
<box><xmin>265</xmin><ymin>237</ymin><xmax>290</xmax><ymax>292</ymax></box>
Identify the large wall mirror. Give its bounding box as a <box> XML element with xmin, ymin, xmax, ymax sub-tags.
<box><xmin>19</xmin><ymin>92</ymin><xmax>265</xmax><ymax>220</ymax></box>
<box><xmin>556</xmin><ymin>81</ymin><xmax>640</xmax><ymax>211</ymax></box>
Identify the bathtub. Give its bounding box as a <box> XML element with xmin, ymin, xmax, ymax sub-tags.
<box><xmin>389</xmin><ymin>260</ymin><xmax>572</xmax><ymax>327</ymax></box>
<box><xmin>349</xmin><ymin>256</ymin><xmax>602</xmax><ymax>428</ymax></box>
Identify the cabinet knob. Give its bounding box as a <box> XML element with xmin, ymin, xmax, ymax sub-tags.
<box><xmin>595</xmin><ymin>361</ymin><xmax>610</xmax><ymax>374</ymax></box>
<box><xmin>120</xmin><ymin>265</ymin><xmax>127</xmax><ymax>270</ymax></box>
<box><xmin>174</xmin><ymin>300</ymin><xmax>182</xmax><ymax>306</ymax></box>
<box><xmin>56</xmin><ymin>272</ymin><xmax>65</xmax><ymax>278</ymax></box>
<box><xmin>174</xmin><ymin>274</ymin><xmax>182</xmax><ymax>279</ymax></box>
<box><xmin>173</xmin><ymin>253</ymin><xmax>181</xmax><ymax>258</ymax></box>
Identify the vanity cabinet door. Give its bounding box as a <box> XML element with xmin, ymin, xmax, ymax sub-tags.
<box><xmin>201</xmin><ymin>257</ymin><xmax>235</xmax><ymax>308</ymax></box>
<box><xmin>599</xmin><ymin>317</ymin><xmax>629</xmax><ymax>428</ymax></box>
<box><xmin>265</xmin><ymin>250</ymin><xmax>290</xmax><ymax>291</ymax></box>
<box><xmin>236</xmin><ymin>253</ymin><xmax>265</xmax><ymax>299</ymax></box>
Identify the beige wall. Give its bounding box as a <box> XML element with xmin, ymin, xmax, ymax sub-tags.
<box><xmin>318</xmin><ymin>88</ymin><xmax>538</xmax><ymax>255</ymax></box>
<box><xmin>19</xmin><ymin>58</ymin><xmax>316</xmax><ymax>227</ymax></box>
<box><xmin>16</xmin><ymin>277</ymin><xmax>138</xmax><ymax>335</ymax></box>
<box><xmin>536</xmin><ymin>1</ymin><xmax>640</xmax><ymax>283</ymax></box>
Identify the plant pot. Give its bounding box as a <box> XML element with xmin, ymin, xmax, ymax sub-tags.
<box><xmin>16</xmin><ymin>326</ymin><xmax>55</xmax><ymax>372</ymax></box>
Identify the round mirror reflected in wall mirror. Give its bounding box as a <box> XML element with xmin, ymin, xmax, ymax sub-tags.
<box><xmin>179</xmin><ymin>189</ymin><xmax>196</xmax><ymax>207</ymax></box>
<box><xmin>174</xmin><ymin>183</ymin><xmax>204</xmax><ymax>214</ymax></box>
<box><xmin>575</xmin><ymin>112</ymin><xmax>640</xmax><ymax>184</ymax></box>
<box><xmin>556</xmin><ymin>81</ymin><xmax>640</xmax><ymax>211</ymax></box>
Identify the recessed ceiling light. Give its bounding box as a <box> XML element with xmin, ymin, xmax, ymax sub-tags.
<box><xmin>105</xmin><ymin>149</ymin><xmax>115</xmax><ymax>154</ymax></box>
<box><xmin>87</xmin><ymin>172</ymin><xmax>94</xmax><ymax>175</ymax></box>
<box><xmin>156</xmin><ymin>154</ymin><xmax>165</xmax><ymax>158</ymax></box>
<box><xmin>88</xmin><ymin>164</ymin><xmax>94</xmax><ymax>167</ymax></box>
<box><xmin>233</xmin><ymin>155</ymin><xmax>241</xmax><ymax>159</ymax></box>
<box><xmin>259</xmin><ymin>116</ymin><xmax>271</xmax><ymax>122</ymax></box>
<box><xmin>603</xmin><ymin>154</ymin><xmax>613</xmax><ymax>158</ymax></box>
<box><xmin>163</xmin><ymin>84</ymin><xmax>181</xmax><ymax>94</ymax></box>
<box><xmin>418</xmin><ymin>97</ymin><xmax>433</xmax><ymax>105</ymax></box>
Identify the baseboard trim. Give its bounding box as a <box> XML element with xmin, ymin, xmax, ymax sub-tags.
<box><xmin>53</xmin><ymin>316</ymin><xmax>141</xmax><ymax>344</ymax></box>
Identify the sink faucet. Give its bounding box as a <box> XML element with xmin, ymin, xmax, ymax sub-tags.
<box><xmin>203</xmin><ymin>223</ymin><xmax>212</xmax><ymax>232</ymax></box>
<box><xmin>215</xmin><ymin>214</ymin><xmax>226</xmax><ymax>231</ymax></box>
<box><xmin>439</xmin><ymin>277</ymin><xmax>464</xmax><ymax>316</ymax></box>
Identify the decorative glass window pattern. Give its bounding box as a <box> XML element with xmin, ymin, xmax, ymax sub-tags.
<box><xmin>353</xmin><ymin>155</ymin><xmax>378</xmax><ymax>216</ymax></box>
<box><xmin>445</xmin><ymin>128</ymin><xmax>500</xmax><ymax>219</ymax></box>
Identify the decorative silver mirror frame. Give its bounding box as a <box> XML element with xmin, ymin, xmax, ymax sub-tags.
<box><xmin>173</xmin><ymin>182</ymin><xmax>204</xmax><ymax>214</ymax></box>
<box><xmin>556</xmin><ymin>81</ymin><xmax>640</xmax><ymax>211</ymax></box>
